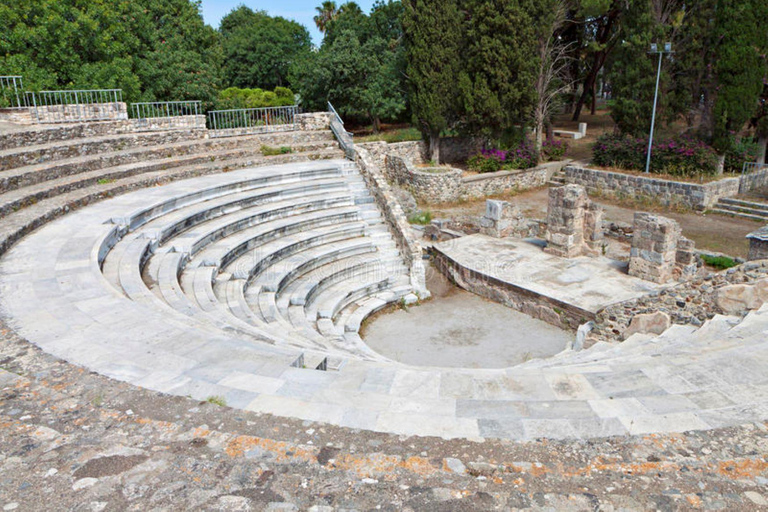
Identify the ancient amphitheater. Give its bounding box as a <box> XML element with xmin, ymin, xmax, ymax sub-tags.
<box><xmin>1</xmin><ymin>112</ymin><xmax>767</xmax><ymax>510</ymax></box>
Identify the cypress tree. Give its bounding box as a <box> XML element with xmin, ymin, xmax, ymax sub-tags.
<box><xmin>402</xmin><ymin>0</ymin><xmax>462</xmax><ymax>162</ymax></box>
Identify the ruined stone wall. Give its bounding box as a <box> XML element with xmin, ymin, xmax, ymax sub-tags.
<box><xmin>740</xmin><ymin>167</ymin><xmax>768</xmax><ymax>194</ymax></box>
<box><xmin>564</xmin><ymin>165</ymin><xmax>741</xmax><ymax>211</ymax></box>
<box><xmin>594</xmin><ymin>261</ymin><xmax>768</xmax><ymax>342</ymax></box>
<box><xmin>132</xmin><ymin>115</ymin><xmax>206</xmax><ymax>132</ymax></box>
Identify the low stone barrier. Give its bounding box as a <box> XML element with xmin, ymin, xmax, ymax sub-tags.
<box><xmin>385</xmin><ymin>155</ymin><xmax>462</xmax><ymax>203</ymax></box>
<box><xmin>431</xmin><ymin>246</ymin><xmax>592</xmax><ymax>331</ymax></box>
<box><xmin>564</xmin><ymin>165</ymin><xmax>741</xmax><ymax>211</ymax></box>
<box><xmin>352</xmin><ymin>146</ymin><xmax>430</xmax><ymax>298</ymax></box>
<box><xmin>33</xmin><ymin>102</ymin><xmax>129</xmax><ymax>123</ymax></box>
<box><xmin>740</xmin><ymin>166</ymin><xmax>768</xmax><ymax>194</ymax></box>
<box><xmin>593</xmin><ymin>260</ymin><xmax>768</xmax><ymax>342</ymax></box>
<box><xmin>461</xmin><ymin>167</ymin><xmax>549</xmax><ymax>200</ymax></box>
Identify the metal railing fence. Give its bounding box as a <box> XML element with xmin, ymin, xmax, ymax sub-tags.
<box><xmin>27</xmin><ymin>89</ymin><xmax>124</xmax><ymax>123</ymax></box>
<box><xmin>742</xmin><ymin>162</ymin><xmax>768</xmax><ymax>176</ymax></box>
<box><xmin>130</xmin><ymin>100</ymin><xmax>201</xmax><ymax>120</ymax></box>
<box><xmin>0</xmin><ymin>76</ymin><xmax>27</xmax><ymax>109</ymax></box>
<box><xmin>207</xmin><ymin>105</ymin><xmax>297</xmax><ymax>138</ymax></box>
<box><xmin>328</xmin><ymin>102</ymin><xmax>355</xmax><ymax>159</ymax></box>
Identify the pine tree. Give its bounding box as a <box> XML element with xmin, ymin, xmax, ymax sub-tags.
<box><xmin>402</xmin><ymin>0</ymin><xmax>462</xmax><ymax>163</ymax></box>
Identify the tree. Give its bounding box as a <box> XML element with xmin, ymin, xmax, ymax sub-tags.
<box><xmin>533</xmin><ymin>2</ymin><xmax>574</xmax><ymax>152</ymax></box>
<box><xmin>402</xmin><ymin>0</ymin><xmax>462</xmax><ymax>162</ymax></box>
<box><xmin>570</xmin><ymin>0</ymin><xmax>624</xmax><ymax>121</ymax></box>
<box><xmin>220</xmin><ymin>6</ymin><xmax>312</xmax><ymax>90</ymax></box>
<box><xmin>291</xmin><ymin>29</ymin><xmax>405</xmax><ymax>131</ymax></box>
<box><xmin>710</xmin><ymin>0</ymin><xmax>768</xmax><ymax>172</ymax></box>
<box><xmin>314</xmin><ymin>1</ymin><xmax>339</xmax><ymax>33</ymax></box>
<box><xmin>0</xmin><ymin>0</ymin><xmax>221</xmax><ymax>103</ymax></box>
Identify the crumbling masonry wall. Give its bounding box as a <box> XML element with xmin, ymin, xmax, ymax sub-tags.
<box><xmin>628</xmin><ymin>212</ymin><xmax>697</xmax><ymax>284</ymax></box>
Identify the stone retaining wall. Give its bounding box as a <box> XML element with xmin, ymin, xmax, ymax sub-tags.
<box><xmin>0</xmin><ymin>108</ymin><xmax>33</xmax><ymax>124</ymax></box>
<box><xmin>594</xmin><ymin>260</ymin><xmax>768</xmax><ymax>342</ymax></box>
<box><xmin>32</xmin><ymin>102</ymin><xmax>129</xmax><ymax>123</ymax></box>
<box><xmin>385</xmin><ymin>155</ymin><xmax>462</xmax><ymax>203</ymax></box>
<box><xmin>432</xmin><ymin>247</ymin><xmax>592</xmax><ymax>331</ymax></box>
<box><xmin>353</xmin><ymin>146</ymin><xmax>429</xmax><ymax>297</ymax></box>
<box><xmin>296</xmin><ymin>112</ymin><xmax>332</xmax><ymax>131</ymax></box>
<box><xmin>564</xmin><ymin>165</ymin><xmax>741</xmax><ymax>211</ymax></box>
<box><xmin>358</xmin><ymin>141</ymin><xmax>426</xmax><ymax>170</ymax></box>
<box><xmin>461</xmin><ymin>167</ymin><xmax>549</xmax><ymax>201</ymax></box>
<box><xmin>132</xmin><ymin>115</ymin><xmax>207</xmax><ymax>132</ymax></box>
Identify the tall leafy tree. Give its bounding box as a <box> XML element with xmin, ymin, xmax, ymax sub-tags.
<box><xmin>313</xmin><ymin>1</ymin><xmax>339</xmax><ymax>33</ymax></box>
<box><xmin>402</xmin><ymin>0</ymin><xmax>462</xmax><ymax>162</ymax></box>
<box><xmin>458</xmin><ymin>0</ymin><xmax>551</xmax><ymax>143</ymax></box>
<box><xmin>710</xmin><ymin>0</ymin><xmax>768</xmax><ymax>172</ymax></box>
<box><xmin>220</xmin><ymin>6</ymin><xmax>312</xmax><ymax>90</ymax></box>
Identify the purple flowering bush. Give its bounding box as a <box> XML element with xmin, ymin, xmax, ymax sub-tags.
<box><xmin>467</xmin><ymin>140</ymin><xmax>539</xmax><ymax>173</ymax></box>
<box><xmin>593</xmin><ymin>134</ymin><xmax>720</xmax><ymax>176</ymax></box>
<box><xmin>541</xmin><ymin>138</ymin><xmax>569</xmax><ymax>161</ymax></box>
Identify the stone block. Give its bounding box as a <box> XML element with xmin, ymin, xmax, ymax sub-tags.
<box><xmin>622</xmin><ymin>311</ymin><xmax>671</xmax><ymax>340</ymax></box>
<box><xmin>544</xmin><ymin>184</ymin><xmax>603</xmax><ymax>258</ymax></box>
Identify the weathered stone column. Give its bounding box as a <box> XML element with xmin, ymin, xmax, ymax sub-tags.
<box><xmin>544</xmin><ymin>184</ymin><xmax>603</xmax><ymax>257</ymax></box>
<box><xmin>628</xmin><ymin>212</ymin><xmax>681</xmax><ymax>283</ymax></box>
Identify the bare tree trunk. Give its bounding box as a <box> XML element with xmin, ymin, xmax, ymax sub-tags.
<box><xmin>716</xmin><ymin>154</ymin><xmax>725</xmax><ymax>175</ymax></box>
<box><xmin>535</xmin><ymin>122</ymin><xmax>544</xmax><ymax>154</ymax></box>
<box><xmin>591</xmin><ymin>80</ymin><xmax>597</xmax><ymax>115</ymax></box>
<box><xmin>372</xmin><ymin>116</ymin><xmax>381</xmax><ymax>134</ymax></box>
<box><xmin>429</xmin><ymin>128</ymin><xmax>440</xmax><ymax>164</ymax></box>
<box><xmin>757</xmin><ymin>136</ymin><xmax>767</xmax><ymax>165</ymax></box>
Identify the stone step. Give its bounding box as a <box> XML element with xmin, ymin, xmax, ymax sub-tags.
<box><xmin>0</xmin><ymin>152</ymin><xmax>345</xmax><ymax>258</ymax></box>
<box><xmin>0</xmin><ymin>138</ymin><xmax>340</xmax><ymax>193</ymax></box>
<box><xmin>0</xmin><ymin>146</ymin><xmax>345</xmax><ymax>220</ymax></box>
<box><xmin>0</xmin><ymin>129</ymin><xmax>207</xmax><ymax>171</ymax></box>
<box><xmin>718</xmin><ymin>197</ymin><xmax>768</xmax><ymax>211</ymax></box>
<box><xmin>190</xmin><ymin>212</ymin><xmax>365</xmax><ymax>274</ymax></box>
<box><xmin>709</xmin><ymin>208</ymin><xmax>767</xmax><ymax>222</ymax></box>
<box><xmin>159</xmin><ymin>193</ymin><xmax>356</xmax><ymax>257</ymax></box>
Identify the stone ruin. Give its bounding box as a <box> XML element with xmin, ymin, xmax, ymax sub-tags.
<box><xmin>628</xmin><ymin>212</ymin><xmax>698</xmax><ymax>284</ymax></box>
<box><xmin>479</xmin><ymin>199</ymin><xmax>540</xmax><ymax>239</ymax></box>
<box><xmin>544</xmin><ymin>184</ymin><xmax>604</xmax><ymax>258</ymax></box>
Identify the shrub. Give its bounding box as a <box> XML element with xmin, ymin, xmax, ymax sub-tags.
<box><xmin>467</xmin><ymin>140</ymin><xmax>539</xmax><ymax>173</ymax></box>
<box><xmin>701</xmin><ymin>254</ymin><xmax>738</xmax><ymax>270</ymax></box>
<box><xmin>541</xmin><ymin>138</ymin><xmax>569</xmax><ymax>161</ymax></box>
<box><xmin>408</xmin><ymin>210</ymin><xmax>433</xmax><ymax>225</ymax></box>
<box><xmin>261</xmin><ymin>145</ymin><xmax>292</xmax><ymax>156</ymax></box>
<box><xmin>724</xmin><ymin>139</ymin><xmax>760</xmax><ymax>174</ymax></box>
<box><xmin>216</xmin><ymin>86</ymin><xmax>295</xmax><ymax>110</ymax></box>
<box><xmin>593</xmin><ymin>134</ymin><xmax>719</xmax><ymax>177</ymax></box>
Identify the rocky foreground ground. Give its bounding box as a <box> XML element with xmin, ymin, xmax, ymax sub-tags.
<box><xmin>1</xmin><ymin>320</ymin><xmax>767</xmax><ymax>511</ymax></box>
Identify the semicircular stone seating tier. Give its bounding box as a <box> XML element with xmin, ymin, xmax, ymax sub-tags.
<box><xmin>2</xmin><ymin>158</ymin><xmax>768</xmax><ymax>442</ymax></box>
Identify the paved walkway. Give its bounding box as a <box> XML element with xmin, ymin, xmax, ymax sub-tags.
<box><xmin>1</xmin><ymin>162</ymin><xmax>767</xmax><ymax>445</ymax></box>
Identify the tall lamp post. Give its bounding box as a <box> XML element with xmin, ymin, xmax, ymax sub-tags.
<box><xmin>645</xmin><ymin>42</ymin><xmax>673</xmax><ymax>174</ymax></box>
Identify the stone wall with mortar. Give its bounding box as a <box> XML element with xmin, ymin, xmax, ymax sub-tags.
<box><xmin>432</xmin><ymin>247</ymin><xmax>592</xmax><ymax>331</ymax></box>
<box><xmin>0</xmin><ymin>108</ymin><xmax>33</xmax><ymax>124</ymax></box>
<box><xmin>353</xmin><ymin>146</ymin><xmax>430</xmax><ymax>297</ymax></box>
<box><xmin>32</xmin><ymin>102</ymin><xmax>129</xmax><ymax>123</ymax></box>
<box><xmin>564</xmin><ymin>165</ymin><xmax>741</xmax><ymax>211</ymax></box>
<box><xmin>132</xmin><ymin>115</ymin><xmax>206</xmax><ymax>132</ymax></box>
<box><xmin>594</xmin><ymin>260</ymin><xmax>768</xmax><ymax>342</ymax></box>
<box><xmin>385</xmin><ymin>155</ymin><xmax>463</xmax><ymax>203</ymax></box>
<box><xmin>296</xmin><ymin>112</ymin><xmax>332</xmax><ymax>131</ymax></box>
<box><xmin>460</xmin><ymin>167</ymin><xmax>549</xmax><ymax>201</ymax></box>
